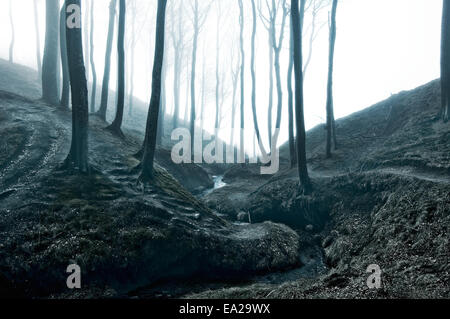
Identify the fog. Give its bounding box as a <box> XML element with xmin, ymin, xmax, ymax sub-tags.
<box><xmin>0</xmin><ymin>0</ymin><xmax>442</xmax><ymax>153</ymax></box>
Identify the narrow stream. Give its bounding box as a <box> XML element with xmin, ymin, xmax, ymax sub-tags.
<box><xmin>200</xmin><ymin>175</ymin><xmax>227</xmax><ymax>197</ymax></box>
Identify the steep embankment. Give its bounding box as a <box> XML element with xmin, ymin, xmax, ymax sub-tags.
<box><xmin>0</xmin><ymin>60</ymin><xmax>301</xmax><ymax>298</ymax></box>
<box><xmin>198</xmin><ymin>80</ymin><xmax>450</xmax><ymax>298</ymax></box>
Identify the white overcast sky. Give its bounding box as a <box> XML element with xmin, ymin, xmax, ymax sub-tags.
<box><xmin>0</xmin><ymin>0</ymin><xmax>443</xmax><ymax>153</ymax></box>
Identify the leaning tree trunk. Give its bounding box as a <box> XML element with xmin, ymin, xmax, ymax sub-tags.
<box><xmin>238</xmin><ymin>0</ymin><xmax>245</xmax><ymax>163</ymax></box>
<box><xmin>89</xmin><ymin>0</ymin><xmax>97</xmax><ymax>112</ymax></box>
<box><xmin>287</xmin><ymin>17</ymin><xmax>297</xmax><ymax>168</ymax></box>
<box><xmin>326</xmin><ymin>0</ymin><xmax>338</xmax><ymax>157</ymax></box>
<box><xmin>65</xmin><ymin>0</ymin><xmax>89</xmax><ymax>173</ymax></box>
<box><xmin>441</xmin><ymin>0</ymin><xmax>450</xmax><ymax>122</ymax></box>
<box><xmin>292</xmin><ymin>0</ymin><xmax>311</xmax><ymax>193</ymax></box>
<box><xmin>97</xmin><ymin>0</ymin><xmax>117</xmax><ymax>121</ymax></box>
<box><xmin>60</xmin><ymin>2</ymin><xmax>70</xmax><ymax>108</ymax></box>
<box><xmin>9</xmin><ymin>0</ymin><xmax>15</xmax><ymax>64</ymax></box>
<box><xmin>42</xmin><ymin>0</ymin><xmax>60</xmax><ymax>105</ymax></box>
<box><xmin>140</xmin><ymin>0</ymin><xmax>168</xmax><ymax>181</ymax></box>
<box><xmin>33</xmin><ymin>0</ymin><xmax>42</xmax><ymax>79</ymax></box>
<box><xmin>107</xmin><ymin>0</ymin><xmax>126</xmax><ymax>137</ymax></box>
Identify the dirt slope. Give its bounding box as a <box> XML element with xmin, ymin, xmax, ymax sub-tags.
<box><xmin>0</xmin><ymin>61</ymin><xmax>301</xmax><ymax>298</ymax></box>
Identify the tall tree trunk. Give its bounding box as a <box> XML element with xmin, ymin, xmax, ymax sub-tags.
<box><xmin>250</xmin><ymin>0</ymin><xmax>267</xmax><ymax>157</ymax></box>
<box><xmin>140</xmin><ymin>0</ymin><xmax>168</xmax><ymax>181</ymax></box>
<box><xmin>441</xmin><ymin>0</ymin><xmax>450</xmax><ymax>122</ymax></box>
<box><xmin>230</xmin><ymin>53</ymin><xmax>239</xmax><ymax>150</ymax></box>
<box><xmin>60</xmin><ymin>2</ymin><xmax>70</xmax><ymax>108</ymax></box>
<box><xmin>326</xmin><ymin>0</ymin><xmax>338</xmax><ymax>157</ymax></box>
<box><xmin>200</xmin><ymin>44</ymin><xmax>207</xmax><ymax>130</ymax></box>
<box><xmin>287</xmin><ymin>17</ymin><xmax>297</xmax><ymax>167</ymax></box>
<box><xmin>190</xmin><ymin>0</ymin><xmax>199</xmax><ymax>155</ymax></box>
<box><xmin>65</xmin><ymin>0</ymin><xmax>89</xmax><ymax>172</ymax></box>
<box><xmin>170</xmin><ymin>2</ymin><xmax>182</xmax><ymax>130</ymax></box>
<box><xmin>9</xmin><ymin>0</ymin><xmax>15</xmax><ymax>64</ymax></box>
<box><xmin>97</xmin><ymin>0</ymin><xmax>117</xmax><ymax>121</ymax></box>
<box><xmin>184</xmin><ymin>57</ymin><xmax>190</xmax><ymax>126</ymax></box>
<box><xmin>267</xmin><ymin>34</ymin><xmax>274</xmax><ymax>150</ymax></box>
<box><xmin>238</xmin><ymin>0</ymin><xmax>245</xmax><ymax>163</ymax></box>
<box><xmin>128</xmin><ymin>0</ymin><xmax>136</xmax><ymax>117</ymax></box>
<box><xmin>157</xmin><ymin>59</ymin><xmax>167</xmax><ymax>145</ymax></box>
<box><xmin>33</xmin><ymin>0</ymin><xmax>42</xmax><ymax>79</ymax></box>
<box><xmin>89</xmin><ymin>0</ymin><xmax>97</xmax><ymax>112</ymax></box>
<box><xmin>42</xmin><ymin>0</ymin><xmax>60</xmax><ymax>105</ymax></box>
<box><xmin>292</xmin><ymin>0</ymin><xmax>311</xmax><ymax>193</ymax></box>
<box><xmin>215</xmin><ymin>5</ymin><xmax>221</xmax><ymax>138</ymax></box>
<box><xmin>84</xmin><ymin>0</ymin><xmax>90</xmax><ymax>86</ymax></box>
<box><xmin>107</xmin><ymin>0</ymin><xmax>126</xmax><ymax>137</ymax></box>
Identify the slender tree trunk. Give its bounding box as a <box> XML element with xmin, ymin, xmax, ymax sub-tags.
<box><xmin>60</xmin><ymin>2</ymin><xmax>70</xmax><ymax>108</ymax></box>
<box><xmin>250</xmin><ymin>0</ymin><xmax>267</xmax><ymax>157</ymax></box>
<box><xmin>65</xmin><ymin>0</ymin><xmax>89</xmax><ymax>173</ymax></box>
<box><xmin>287</xmin><ymin>18</ymin><xmax>297</xmax><ymax>167</ymax></box>
<box><xmin>200</xmin><ymin>44</ymin><xmax>207</xmax><ymax>130</ymax></box>
<box><xmin>238</xmin><ymin>0</ymin><xmax>245</xmax><ymax>163</ymax></box>
<box><xmin>215</xmin><ymin>7</ymin><xmax>221</xmax><ymax>138</ymax></box>
<box><xmin>97</xmin><ymin>0</ymin><xmax>117</xmax><ymax>121</ymax></box>
<box><xmin>184</xmin><ymin>58</ymin><xmax>190</xmax><ymax>126</ymax></box>
<box><xmin>107</xmin><ymin>0</ymin><xmax>126</xmax><ymax>137</ymax></box>
<box><xmin>84</xmin><ymin>0</ymin><xmax>90</xmax><ymax>86</ymax></box>
<box><xmin>42</xmin><ymin>0</ymin><xmax>60</xmax><ymax>105</ymax></box>
<box><xmin>128</xmin><ymin>0</ymin><xmax>136</xmax><ymax>117</ymax></box>
<box><xmin>441</xmin><ymin>0</ymin><xmax>450</xmax><ymax>122</ymax></box>
<box><xmin>267</xmin><ymin>34</ymin><xmax>274</xmax><ymax>149</ymax></box>
<box><xmin>326</xmin><ymin>0</ymin><xmax>338</xmax><ymax>157</ymax></box>
<box><xmin>9</xmin><ymin>0</ymin><xmax>15</xmax><ymax>64</ymax></box>
<box><xmin>89</xmin><ymin>0</ymin><xmax>97</xmax><ymax>112</ymax></box>
<box><xmin>292</xmin><ymin>0</ymin><xmax>311</xmax><ymax>193</ymax></box>
<box><xmin>230</xmin><ymin>58</ymin><xmax>239</xmax><ymax>149</ymax></box>
<box><xmin>140</xmin><ymin>0</ymin><xmax>168</xmax><ymax>181</ymax></box>
<box><xmin>190</xmin><ymin>0</ymin><xmax>199</xmax><ymax>155</ymax></box>
<box><xmin>33</xmin><ymin>0</ymin><xmax>42</xmax><ymax>79</ymax></box>
<box><xmin>157</xmin><ymin>59</ymin><xmax>167</xmax><ymax>145</ymax></box>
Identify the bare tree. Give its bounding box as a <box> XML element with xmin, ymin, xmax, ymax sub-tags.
<box><xmin>303</xmin><ymin>0</ymin><xmax>330</xmax><ymax>78</ymax></box>
<box><xmin>8</xmin><ymin>0</ymin><xmax>15</xmax><ymax>63</ymax></box>
<box><xmin>97</xmin><ymin>0</ymin><xmax>117</xmax><ymax>121</ymax></box>
<box><xmin>170</xmin><ymin>0</ymin><xmax>185</xmax><ymax>129</ymax></box>
<box><xmin>188</xmin><ymin>0</ymin><xmax>211</xmax><ymax>152</ymax></box>
<box><xmin>441</xmin><ymin>0</ymin><xmax>450</xmax><ymax>122</ymax></box>
<box><xmin>292</xmin><ymin>0</ymin><xmax>312</xmax><ymax>193</ymax></box>
<box><xmin>83</xmin><ymin>0</ymin><xmax>90</xmax><ymax>86</ymax></box>
<box><xmin>42</xmin><ymin>0</ymin><xmax>60</xmax><ymax>105</ymax></box>
<box><xmin>250</xmin><ymin>0</ymin><xmax>269</xmax><ymax>158</ymax></box>
<box><xmin>60</xmin><ymin>2</ymin><xmax>70</xmax><ymax>108</ymax></box>
<box><xmin>89</xmin><ymin>0</ymin><xmax>97</xmax><ymax>112</ymax></box>
<box><xmin>140</xmin><ymin>0</ymin><xmax>168</xmax><ymax>181</ymax></box>
<box><xmin>287</xmin><ymin>15</ymin><xmax>297</xmax><ymax>167</ymax></box>
<box><xmin>238</xmin><ymin>0</ymin><xmax>245</xmax><ymax>162</ymax></box>
<box><xmin>33</xmin><ymin>0</ymin><xmax>42</xmax><ymax>78</ymax></box>
<box><xmin>64</xmin><ymin>0</ymin><xmax>89</xmax><ymax>172</ymax></box>
<box><xmin>259</xmin><ymin>0</ymin><xmax>288</xmax><ymax>150</ymax></box>
<box><xmin>326</xmin><ymin>0</ymin><xmax>338</xmax><ymax>157</ymax></box>
<box><xmin>230</xmin><ymin>40</ymin><xmax>240</xmax><ymax>149</ymax></box>
<box><xmin>107</xmin><ymin>0</ymin><xmax>126</xmax><ymax>138</ymax></box>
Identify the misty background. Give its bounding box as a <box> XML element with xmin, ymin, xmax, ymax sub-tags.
<box><xmin>0</xmin><ymin>0</ymin><xmax>442</xmax><ymax>154</ymax></box>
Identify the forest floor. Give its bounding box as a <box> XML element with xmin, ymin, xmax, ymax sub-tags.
<box><xmin>0</xmin><ymin>59</ymin><xmax>449</xmax><ymax>298</ymax></box>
